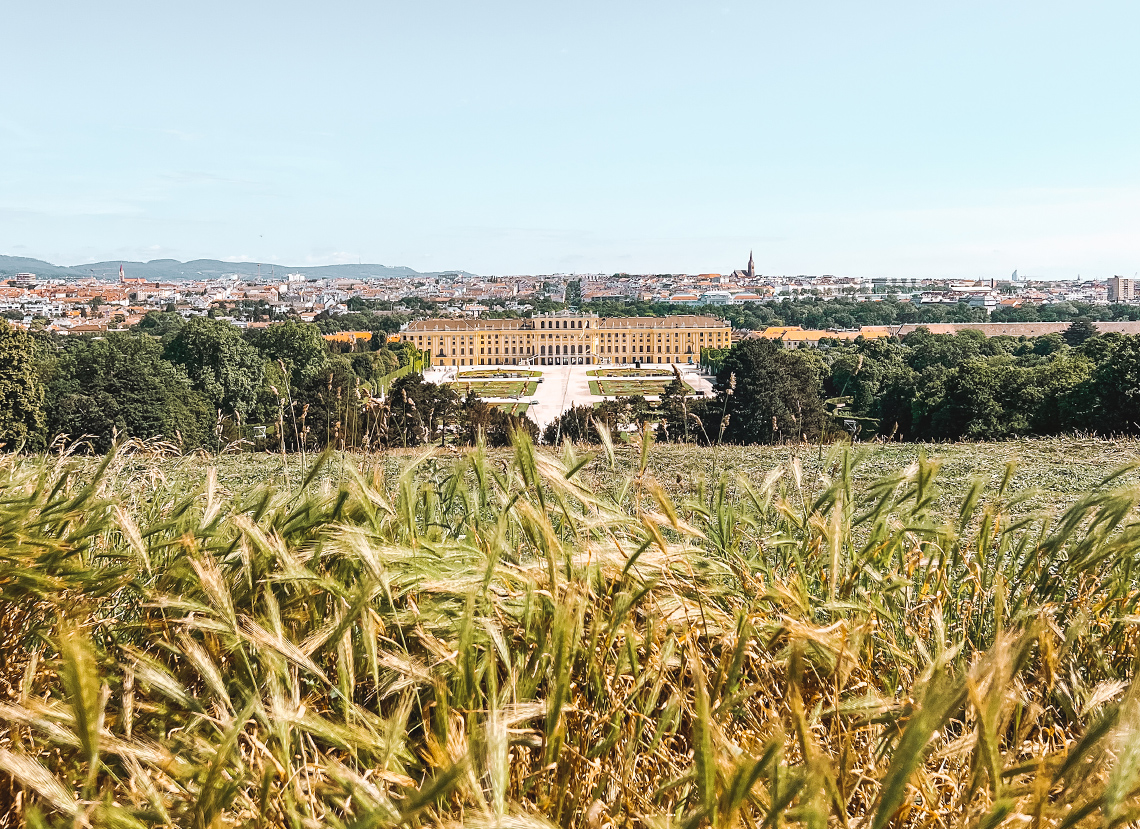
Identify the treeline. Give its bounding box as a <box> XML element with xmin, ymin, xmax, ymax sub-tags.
<box><xmin>3</xmin><ymin>314</ymin><xmax>1139</xmax><ymax>453</ymax></box>
<box><xmin>0</xmin><ymin>313</ymin><xmax>440</xmax><ymax>452</ymax></box>
<box><xmin>816</xmin><ymin>325</ymin><xmax>1140</xmax><ymax>440</ymax></box>
<box><xmin>581</xmin><ymin>296</ymin><xmax>982</xmax><ymax>330</ymax></box>
<box><xmin>576</xmin><ymin>296</ymin><xmax>1140</xmax><ymax>331</ymax></box>
<box><xmin>546</xmin><ymin>322</ymin><xmax>1140</xmax><ymax>445</ymax></box>
<box><xmin>301</xmin><ymin>294</ymin><xmax>1140</xmax><ymax>335</ymax></box>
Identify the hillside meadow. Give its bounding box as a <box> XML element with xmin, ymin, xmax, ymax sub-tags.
<box><xmin>90</xmin><ymin>436</ymin><xmax>1140</xmax><ymax>518</ymax></box>
<box><xmin>1</xmin><ymin>435</ymin><xmax>1140</xmax><ymax>828</ymax></box>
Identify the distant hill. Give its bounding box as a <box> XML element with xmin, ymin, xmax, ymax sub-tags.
<box><xmin>0</xmin><ymin>255</ymin><xmax>478</xmax><ymax>281</ymax></box>
<box><xmin>0</xmin><ymin>255</ymin><xmax>78</xmax><ymax>280</ymax></box>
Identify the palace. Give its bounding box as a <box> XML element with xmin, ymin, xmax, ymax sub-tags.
<box><xmin>400</xmin><ymin>313</ymin><xmax>732</xmax><ymax>367</ymax></box>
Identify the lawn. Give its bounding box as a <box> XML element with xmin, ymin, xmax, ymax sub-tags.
<box><xmin>4</xmin><ymin>437</ymin><xmax>1140</xmax><ymax>826</ymax></box>
<box><xmin>495</xmin><ymin>401</ymin><xmax>530</xmax><ymax>416</ymax></box>
<box><xmin>453</xmin><ymin>378</ymin><xmax>537</xmax><ymax>397</ymax></box>
<box><xmin>456</xmin><ymin>368</ymin><xmax>540</xmax><ymax>379</ymax></box>
<box><xmin>586</xmin><ymin>366</ymin><xmax>674</xmax><ymax>377</ymax></box>
<box><xmin>589</xmin><ymin>377</ymin><xmax>694</xmax><ymax>397</ymax></box>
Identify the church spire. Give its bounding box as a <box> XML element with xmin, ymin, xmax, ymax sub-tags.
<box><xmin>747</xmin><ymin>250</ymin><xmax>754</xmax><ymax>279</ymax></box>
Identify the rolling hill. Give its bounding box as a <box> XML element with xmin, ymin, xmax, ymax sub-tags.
<box><xmin>0</xmin><ymin>255</ymin><xmax>477</xmax><ymax>281</ymax></box>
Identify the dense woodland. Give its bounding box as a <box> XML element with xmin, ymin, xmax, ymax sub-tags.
<box><xmin>1</xmin><ymin>307</ymin><xmax>1139</xmax><ymax>452</ymax></box>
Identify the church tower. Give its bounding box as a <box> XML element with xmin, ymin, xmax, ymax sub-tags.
<box><xmin>747</xmin><ymin>250</ymin><xmax>755</xmax><ymax>279</ymax></box>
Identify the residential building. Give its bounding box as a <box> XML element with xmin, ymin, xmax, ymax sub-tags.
<box><xmin>1108</xmin><ymin>276</ymin><xmax>1135</xmax><ymax>302</ymax></box>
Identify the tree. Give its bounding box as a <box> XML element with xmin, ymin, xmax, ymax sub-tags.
<box><xmin>45</xmin><ymin>334</ymin><xmax>211</xmax><ymax>452</ymax></box>
<box><xmin>923</xmin><ymin>360</ymin><xmax>1032</xmax><ymax>440</ymax></box>
<box><xmin>133</xmin><ymin>311</ymin><xmax>185</xmax><ymax>342</ymax></box>
<box><xmin>658</xmin><ymin>372</ymin><xmax>709</xmax><ymax>443</ymax></box>
<box><xmin>383</xmin><ymin>373</ymin><xmax>458</xmax><ymax>448</ymax></box>
<box><xmin>1063</xmin><ymin>319</ymin><xmax>1098</xmax><ymax>347</ymax></box>
<box><xmin>1077</xmin><ymin>337</ymin><xmax>1140</xmax><ymax>435</ymax></box>
<box><xmin>1031</xmin><ymin>353</ymin><xmax>1094</xmax><ymax>434</ymax></box>
<box><xmin>902</xmin><ymin>328</ymin><xmax>984</xmax><ymax>372</ymax></box>
<box><xmin>246</xmin><ymin>320</ymin><xmax>330</xmax><ymax>389</ymax></box>
<box><xmin>457</xmin><ymin>392</ymin><xmax>539</xmax><ymax>447</ymax></box>
<box><xmin>1033</xmin><ymin>333</ymin><xmax>1066</xmax><ymax>355</ymax></box>
<box><xmin>0</xmin><ymin>320</ymin><xmax>46</xmax><ymax>449</ymax></box>
<box><xmin>542</xmin><ymin>404</ymin><xmax>600</xmax><ymax>445</ymax></box>
<box><xmin>164</xmin><ymin>317</ymin><xmax>264</xmax><ymax>420</ymax></box>
<box><xmin>716</xmin><ymin>339</ymin><xmax>826</xmax><ymax>444</ymax></box>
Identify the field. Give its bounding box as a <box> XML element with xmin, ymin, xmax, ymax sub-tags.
<box><xmin>589</xmin><ymin>377</ymin><xmax>695</xmax><ymax>397</ymax></box>
<box><xmin>456</xmin><ymin>369</ymin><xmax>541</xmax><ymax>379</ymax></box>
<box><xmin>54</xmin><ymin>437</ymin><xmax>1140</xmax><ymax>519</ymax></box>
<box><xmin>454</xmin><ymin>378</ymin><xmax>537</xmax><ymax>397</ymax></box>
<box><xmin>2</xmin><ymin>436</ymin><xmax>1140</xmax><ymax>828</ymax></box>
<box><xmin>495</xmin><ymin>401</ymin><xmax>530</xmax><ymax>416</ymax></box>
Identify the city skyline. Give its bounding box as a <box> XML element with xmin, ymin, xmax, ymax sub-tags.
<box><xmin>4</xmin><ymin>2</ymin><xmax>1140</xmax><ymax>278</ymax></box>
<box><xmin>4</xmin><ymin>251</ymin><xmax>1131</xmax><ymax>283</ymax></box>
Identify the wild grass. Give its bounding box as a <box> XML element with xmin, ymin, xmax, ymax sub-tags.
<box><xmin>1</xmin><ymin>434</ymin><xmax>1140</xmax><ymax>828</ymax></box>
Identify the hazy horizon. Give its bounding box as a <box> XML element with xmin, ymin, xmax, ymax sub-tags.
<box><xmin>0</xmin><ymin>252</ymin><xmax>1117</xmax><ymax>282</ymax></box>
<box><xmin>4</xmin><ymin>1</ymin><xmax>1139</xmax><ymax>279</ymax></box>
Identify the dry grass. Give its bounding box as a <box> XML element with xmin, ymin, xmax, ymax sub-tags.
<box><xmin>77</xmin><ymin>438</ymin><xmax>1140</xmax><ymax>521</ymax></box>
<box><xmin>1</xmin><ymin>435</ymin><xmax>1139</xmax><ymax>828</ymax></box>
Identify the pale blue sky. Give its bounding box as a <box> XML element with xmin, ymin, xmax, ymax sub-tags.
<box><xmin>3</xmin><ymin>1</ymin><xmax>1138</xmax><ymax>278</ymax></box>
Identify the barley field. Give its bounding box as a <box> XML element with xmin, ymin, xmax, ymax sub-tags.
<box><xmin>2</xmin><ymin>435</ymin><xmax>1140</xmax><ymax>828</ymax></box>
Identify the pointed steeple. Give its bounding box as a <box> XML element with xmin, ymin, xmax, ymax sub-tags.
<box><xmin>747</xmin><ymin>250</ymin><xmax>755</xmax><ymax>279</ymax></box>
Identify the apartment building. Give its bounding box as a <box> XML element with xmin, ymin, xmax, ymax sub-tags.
<box><xmin>400</xmin><ymin>313</ymin><xmax>732</xmax><ymax>367</ymax></box>
<box><xmin>1108</xmin><ymin>276</ymin><xmax>1135</xmax><ymax>303</ymax></box>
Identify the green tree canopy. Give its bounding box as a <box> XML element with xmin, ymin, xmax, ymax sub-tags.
<box><xmin>246</xmin><ymin>321</ymin><xmax>330</xmax><ymax>388</ymax></box>
<box><xmin>1079</xmin><ymin>337</ymin><xmax>1140</xmax><ymax>435</ymax></box>
<box><xmin>0</xmin><ymin>320</ymin><xmax>46</xmax><ymax>449</ymax></box>
<box><xmin>1063</xmin><ymin>319</ymin><xmax>1099</xmax><ymax>346</ymax></box>
<box><xmin>45</xmin><ymin>334</ymin><xmax>210</xmax><ymax>452</ymax></box>
<box><xmin>132</xmin><ymin>310</ymin><xmax>186</xmax><ymax>342</ymax></box>
<box><xmin>717</xmin><ymin>338</ymin><xmax>826</xmax><ymax>444</ymax></box>
<box><xmin>164</xmin><ymin>317</ymin><xmax>264</xmax><ymax>419</ymax></box>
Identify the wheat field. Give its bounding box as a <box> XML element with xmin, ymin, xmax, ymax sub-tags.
<box><xmin>1</xmin><ymin>434</ymin><xmax>1140</xmax><ymax>828</ymax></box>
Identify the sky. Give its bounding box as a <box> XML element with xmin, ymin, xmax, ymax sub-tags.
<box><xmin>2</xmin><ymin>1</ymin><xmax>1139</xmax><ymax>278</ymax></box>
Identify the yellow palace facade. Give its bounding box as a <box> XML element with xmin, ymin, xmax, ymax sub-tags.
<box><xmin>400</xmin><ymin>313</ymin><xmax>731</xmax><ymax>367</ymax></box>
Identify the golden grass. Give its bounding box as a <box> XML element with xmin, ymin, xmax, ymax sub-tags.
<box><xmin>0</xmin><ymin>435</ymin><xmax>1139</xmax><ymax>828</ymax></box>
